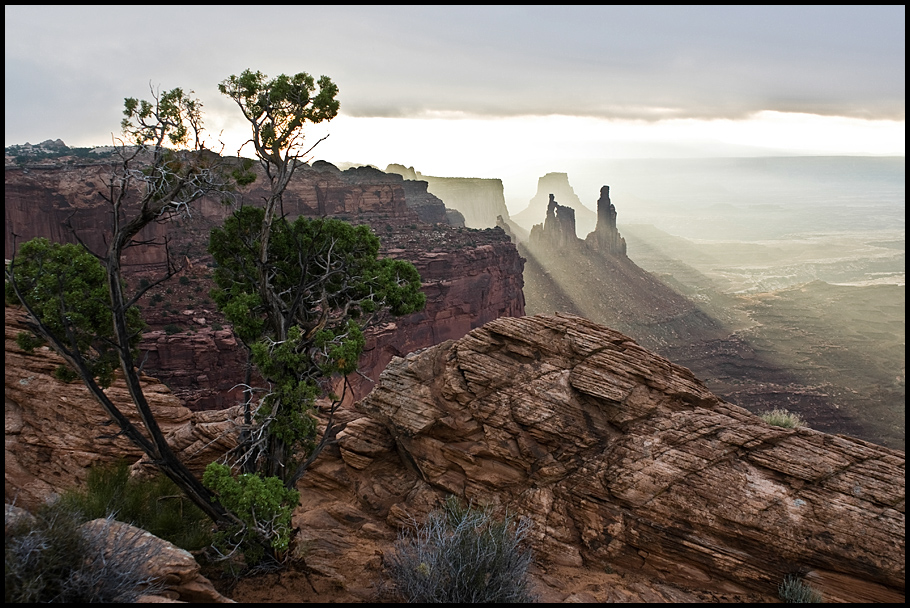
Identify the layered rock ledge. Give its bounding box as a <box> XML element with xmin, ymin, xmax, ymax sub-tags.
<box><xmin>353</xmin><ymin>313</ymin><xmax>904</xmax><ymax>601</ymax></box>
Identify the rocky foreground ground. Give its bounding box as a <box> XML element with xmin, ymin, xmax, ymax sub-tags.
<box><xmin>6</xmin><ymin>308</ymin><xmax>904</xmax><ymax>602</ymax></box>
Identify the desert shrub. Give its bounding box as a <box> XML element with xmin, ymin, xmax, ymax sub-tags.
<box><xmin>179</xmin><ymin>275</ymin><xmax>191</xmax><ymax>286</ymax></box>
<box><xmin>138</xmin><ymin>277</ymin><xmax>151</xmax><ymax>289</ymax></box>
<box><xmin>5</xmin><ymin>501</ymin><xmax>165</xmax><ymax>603</ymax></box>
<box><xmin>164</xmin><ymin>323</ymin><xmax>183</xmax><ymax>335</ymax></box>
<box><xmin>59</xmin><ymin>459</ymin><xmax>213</xmax><ymax>552</ymax></box>
<box><xmin>202</xmin><ymin>463</ymin><xmax>299</xmax><ymax>569</ymax></box>
<box><xmin>385</xmin><ymin>496</ymin><xmax>536</xmax><ymax>603</ymax></box>
<box><xmin>779</xmin><ymin>574</ymin><xmax>823</xmax><ymax>603</ymax></box>
<box><xmin>761</xmin><ymin>408</ymin><xmax>806</xmax><ymax>429</ymax></box>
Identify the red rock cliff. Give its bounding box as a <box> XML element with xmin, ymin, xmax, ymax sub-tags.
<box><xmin>5</xmin><ymin>160</ymin><xmax>526</xmax><ymax>408</ymax></box>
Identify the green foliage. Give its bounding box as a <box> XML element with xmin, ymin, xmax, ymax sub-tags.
<box><xmin>209</xmin><ymin>207</ymin><xmax>424</xmax><ymax>480</ymax></box>
<box><xmin>386</xmin><ymin>496</ymin><xmax>537</xmax><ymax>603</ymax></box>
<box><xmin>164</xmin><ymin>324</ymin><xmax>183</xmax><ymax>335</ymax></box>
<box><xmin>761</xmin><ymin>408</ymin><xmax>806</xmax><ymax>429</ymax></box>
<box><xmin>6</xmin><ymin>238</ymin><xmax>144</xmax><ymax>388</ymax></box>
<box><xmin>179</xmin><ymin>275</ymin><xmax>191</xmax><ymax>285</ymax></box>
<box><xmin>230</xmin><ymin>157</ymin><xmax>257</xmax><ymax>187</ymax></box>
<box><xmin>202</xmin><ymin>463</ymin><xmax>298</xmax><ymax>566</ymax></box>
<box><xmin>218</xmin><ymin>69</ymin><xmax>339</xmax><ymax>161</ymax></box>
<box><xmin>58</xmin><ymin>459</ymin><xmax>213</xmax><ymax>552</ymax></box>
<box><xmin>122</xmin><ymin>87</ymin><xmax>201</xmax><ymax>148</ymax></box>
<box><xmin>5</xmin><ymin>500</ymin><xmax>166</xmax><ymax>603</ymax></box>
<box><xmin>779</xmin><ymin>574</ymin><xmax>823</xmax><ymax>603</ymax></box>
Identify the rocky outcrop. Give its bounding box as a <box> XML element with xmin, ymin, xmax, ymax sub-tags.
<box><xmin>7</xmin><ymin>305</ymin><xmax>904</xmax><ymax>601</ymax></box>
<box><xmin>585</xmin><ymin>185</ymin><xmax>627</xmax><ymax>256</ymax></box>
<box><xmin>529</xmin><ymin>193</ymin><xmax>579</xmax><ymax>250</ymax></box>
<box><xmin>351</xmin><ymin>314</ymin><xmax>905</xmax><ymax>601</ymax></box>
<box><xmin>80</xmin><ymin>518</ymin><xmax>233</xmax><ymax>603</ymax></box>
<box><xmin>386</xmin><ymin>164</ymin><xmax>510</xmax><ymax>229</ymax></box>
<box><xmin>5</xmin><ymin>307</ymin><xmax>241</xmax><ymax>510</ymax></box>
<box><xmin>5</xmin><ymin>504</ymin><xmax>230</xmax><ymax>602</ymax></box>
<box><xmin>513</xmin><ymin>172</ymin><xmax>597</xmax><ymax>235</ymax></box>
<box><xmin>398</xmin><ymin>179</ymin><xmax>448</xmax><ymax>224</ymax></box>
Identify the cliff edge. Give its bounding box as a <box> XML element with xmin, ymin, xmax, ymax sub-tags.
<box><xmin>351</xmin><ymin>313</ymin><xmax>904</xmax><ymax>601</ymax></box>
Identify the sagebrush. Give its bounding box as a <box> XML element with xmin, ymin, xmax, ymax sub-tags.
<box><xmin>5</xmin><ymin>501</ymin><xmax>165</xmax><ymax>603</ymax></box>
<box><xmin>778</xmin><ymin>574</ymin><xmax>823</xmax><ymax>603</ymax></box>
<box><xmin>385</xmin><ymin>496</ymin><xmax>536</xmax><ymax>603</ymax></box>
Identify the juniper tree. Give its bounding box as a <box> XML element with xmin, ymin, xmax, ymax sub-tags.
<box><xmin>213</xmin><ymin>70</ymin><xmax>425</xmax><ymax>486</ymax></box>
<box><xmin>5</xmin><ymin>86</ymin><xmax>241</xmax><ymax>530</ymax></box>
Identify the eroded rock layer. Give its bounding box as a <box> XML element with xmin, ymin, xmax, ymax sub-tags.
<box><xmin>355</xmin><ymin>313</ymin><xmax>904</xmax><ymax>601</ymax></box>
<box><xmin>6</xmin><ymin>160</ymin><xmax>526</xmax><ymax>407</ymax></box>
<box><xmin>5</xmin><ymin>307</ymin><xmax>241</xmax><ymax>509</ymax></box>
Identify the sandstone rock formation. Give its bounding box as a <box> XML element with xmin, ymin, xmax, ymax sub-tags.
<box><xmin>513</xmin><ymin>172</ymin><xmax>597</xmax><ymax>235</ymax></box>
<box><xmin>347</xmin><ymin>314</ymin><xmax>904</xmax><ymax>602</ymax></box>
<box><xmin>6</xmin><ymin>304</ymin><xmax>904</xmax><ymax>601</ymax></box>
<box><xmin>398</xmin><ymin>178</ymin><xmax>449</xmax><ymax>224</ymax></box>
<box><xmin>6</xmin><ymin>158</ymin><xmax>527</xmax><ymax>409</ymax></box>
<box><xmin>586</xmin><ymin>185</ymin><xmax>627</xmax><ymax>256</ymax></box>
<box><xmin>350</xmin><ymin>226</ymin><xmax>525</xmax><ymax>401</ymax></box>
<box><xmin>80</xmin><ymin>517</ymin><xmax>233</xmax><ymax>603</ymax></box>
<box><xmin>386</xmin><ymin>164</ymin><xmax>511</xmax><ymax>229</ymax></box>
<box><xmin>4</xmin><ymin>160</ymin><xmax>419</xmax><ymax>270</ymax></box>
<box><xmin>5</xmin><ymin>307</ymin><xmax>242</xmax><ymax>510</ymax></box>
<box><xmin>139</xmin><ymin>326</ymin><xmax>253</xmax><ymax>411</ymax></box>
<box><xmin>529</xmin><ymin>193</ymin><xmax>580</xmax><ymax>250</ymax></box>
<box><xmin>5</xmin><ymin>504</ymin><xmax>231</xmax><ymax>602</ymax></box>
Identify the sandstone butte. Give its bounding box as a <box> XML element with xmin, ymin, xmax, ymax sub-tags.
<box><xmin>5</xmin><ymin>307</ymin><xmax>905</xmax><ymax>602</ymax></box>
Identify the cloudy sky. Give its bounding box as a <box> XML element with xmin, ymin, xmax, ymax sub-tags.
<box><xmin>5</xmin><ymin>5</ymin><xmax>905</xmax><ymax>208</ymax></box>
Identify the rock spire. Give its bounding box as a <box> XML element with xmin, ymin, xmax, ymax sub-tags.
<box><xmin>585</xmin><ymin>185</ymin><xmax>627</xmax><ymax>256</ymax></box>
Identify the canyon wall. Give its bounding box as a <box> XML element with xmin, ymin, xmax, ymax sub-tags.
<box><xmin>386</xmin><ymin>164</ymin><xmax>510</xmax><ymax>229</ymax></box>
<box><xmin>5</xmin><ymin>160</ymin><xmax>420</xmax><ymax>269</ymax></box>
<box><xmin>5</xmin><ymin>159</ymin><xmax>526</xmax><ymax>408</ymax></box>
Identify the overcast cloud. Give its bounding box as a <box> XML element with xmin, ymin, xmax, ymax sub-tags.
<box><xmin>4</xmin><ymin>5</ymin><xmax>905</xmax><ymax>148</ymax></box>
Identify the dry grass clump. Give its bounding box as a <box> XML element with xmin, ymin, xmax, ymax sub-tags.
<box><xmin>778</xmin><ymin>574</ymin><xmax>823</xmax><ymax>603</ymax></box>
<box><xmin>761</xmin><ymin>408</ymin><xmax>806</xmax><ymax>429</ymax></box>
<box><xmin>5</xmin><ymin>501</ymin><xmax>165</xmax><ymax>603</ymax></box>
<box><xmin>384</xmin><ymin>496</ymin><xmax>537</xmax><ymax>603</ymax></box>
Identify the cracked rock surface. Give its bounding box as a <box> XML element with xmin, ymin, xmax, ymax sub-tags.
<box><xmin>355</xmin><ymin>313</ymin><xmax>904</xmax><ymax>601</ymax></box>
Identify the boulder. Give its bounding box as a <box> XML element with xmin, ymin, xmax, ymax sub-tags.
<box><xmin>355</xmin><ymin>313</ymin><xmax>904</xmax><ymax>601</ymax></box>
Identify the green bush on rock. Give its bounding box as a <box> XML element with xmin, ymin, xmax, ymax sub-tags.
<box><xmin>202</xmin><ymin>463</ymin><xmax>299</xmax><ymax>569</ymax></box>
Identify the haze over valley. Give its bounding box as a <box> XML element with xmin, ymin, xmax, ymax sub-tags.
<box><xmin>488</xmin><ymin>157</ymin><xmax>904</xmax><ymax>449</ymax></box>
